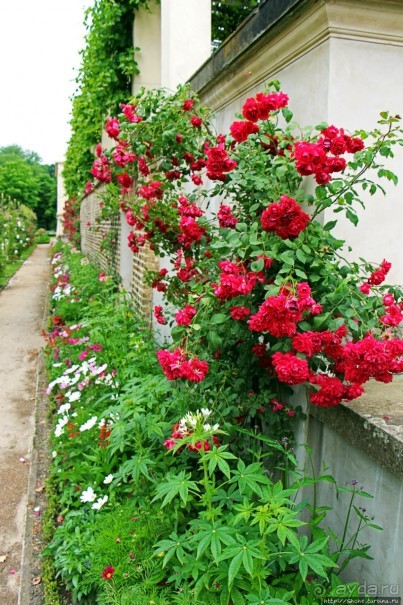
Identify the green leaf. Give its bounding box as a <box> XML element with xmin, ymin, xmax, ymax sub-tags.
<box><xmin>282</xmin><ymin>108</ymin><xmax>293</xmax><ymax>123</ymax></box>
<box><xmin>211</xmin><ymin>313</ymin><xmax>228</xmax><ymax>325</ymax></box>
<box><xmin>152</xmin><ymin>471</ymin><xmax>199</xmax><ymax>507</ymax></box>
<box><xmin>345</xmin><ymin>209</ymin><xmax>359</xmax><ymax>226</ymax></box>
<box><xmin>323</xmin><ymin>220</ymin><xmax>337</xmax><ymax>231</ymax></box>
<box><xmin>228</xmin><ymin>551</ymin><xmax>243</xmax><ymax>586</ymax></box>
<box><xmin>295</xmin><ymin>248</ymin><xmax>307</xmax><ymax>263</ymax></box>
<box><xmin>250</xmin><ymin>258</ymin><xmax>265</xmax><ymax>272</ymax></box>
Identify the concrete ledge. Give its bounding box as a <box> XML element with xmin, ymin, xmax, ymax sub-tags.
<box><xmin>309</xmin><ymin>377</ymin><xmax>403</xmax><ymax>480</ymax></box>
<box><xmin>190</xmin><ymin>0</ymin><xmax>307</xmax><ymax>95</ymax></box>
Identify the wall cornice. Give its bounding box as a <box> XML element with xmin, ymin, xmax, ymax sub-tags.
<box><xmin>190</xmin><ymin>0</ymin><xmax>403</xmax><ymax>111</ymax></box>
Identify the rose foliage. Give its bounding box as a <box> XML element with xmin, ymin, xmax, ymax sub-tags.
<box><xmin>86</xmin><ymin>82</ymin><xmax>403</xmax><ymax>410</ymax></box>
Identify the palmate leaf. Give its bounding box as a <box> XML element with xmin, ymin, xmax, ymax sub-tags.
<box><xmin>153</xmin><ymin>532</ymin><xmax>190</xmax><ymax>568</ymax></box>
<box><xmin>288</xmin><ymin>535</ymin><xmax>337</xmax><ymax>580</ymax></box>
<box><xmin>218</xmin><ymin>537</ymin><xmax>266</xmax><ymax>587</ymax></box>
<box><xmin>116</xmin><ymin>454</ymin><xmax>154</xmax><ymax>483</ymax></box>
<box><xmin>229</xmin><ymin>459</ymin><xmax>270</xmax><ymax>496</ymax></box>
<box><xmin>151</xmin><ymin>471</ymin><xmax>199</xmax><ymax>507</ymax></box>
<box><xmin>189</xmin><ymin>520</ymin><xmax>236</xmax><ymax>562</ymax></box>
<box><xmin>202</xmin><ymin>445</ymin><xmax>237</xmax><ymax>479</ymax></box>
<box><xmin>232</xmin><ymin>498</ymin><xmax>255</xmax><ymax>525</ymax></box>
<box><xmin>247</xmin><ymin>587</ymin><xmax>294</xmax><ymax>605</ymax></box>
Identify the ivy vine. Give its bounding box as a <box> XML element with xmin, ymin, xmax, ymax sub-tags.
<box><xmin>64</xmin><ymin>0</ymin><xmax>262</xmax><ymax>199</ymax></box>
<box><xmin>63</xmin><ymin>0</ymin><xmax>153</xmax><ymax>199</ymax></box>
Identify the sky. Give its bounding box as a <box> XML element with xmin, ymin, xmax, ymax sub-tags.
<box><xmin>0</xmin><ymin>0</ymin><xmax>93</xmax><ymax>165</ymax></box>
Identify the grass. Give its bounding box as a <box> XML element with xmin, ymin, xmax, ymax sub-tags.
<box><xmin>0</xmin><ymin>244</ymin><xmax>38</xmax><ymax>289</ymax></box>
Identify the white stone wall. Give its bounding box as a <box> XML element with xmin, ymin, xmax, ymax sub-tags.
<box><xmin>189</xmin><ymin>0</ymin><xmax>403</xmax><ymax>590</ymax></box>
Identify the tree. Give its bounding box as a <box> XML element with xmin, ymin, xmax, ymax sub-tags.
<box><xmin>0</xmin><ymin>146</ymin><xmax>56</xmax><ymax>229</ymax></box>
<box><xmin>212</xmin><ymin>0</ymin><xmax>261</xmax><ymax>48</ymax></box>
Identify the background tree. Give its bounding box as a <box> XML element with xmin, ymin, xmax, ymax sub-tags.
<box><xmin>212</xmin><ymin>0</ymin><xmax>261</xmax><ymax>48</ymax></box>
<box><xmin>0</xmin><ymin>146</ymin><xmax>56</xmax><ymax>229</ymax></box>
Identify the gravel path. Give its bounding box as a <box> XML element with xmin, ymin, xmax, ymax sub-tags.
<box><xmin>0</xmin><ymin>245</ymin><xmax>49</xmax><ymax>604</ymax></box>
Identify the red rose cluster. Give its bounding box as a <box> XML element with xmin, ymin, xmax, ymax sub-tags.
<box><xmin>230</xmin><ymin>306</ymin><xmax>251</xmax><ymax>320</ymax></box>
<box><xmin>112</xmin><ymin>141</ymin><xmax>136</xmax><ymax>168</ymax></box>
<box><xmin>248</xmin><ymin>283</ymin><xmax>321</xmax><ymax>338</ymax></box>
<box><xmin>154</xmin><ymin>305</ymin><xmax>166</xmax><ymax>325</ymax></box>
<box><xmin>342</xmin><ymin>334</ymin><xmax>403</xmax><ymax>384</ymax></box>
<box><xmin>213</xmin><ymin>260</ymin><xmax>265</xmax><ymax>300</ymax></box>
<box><xmin>174</xmin><ymin>249</ymin><xmax>198</xmax><ymax>283</ymax></box>
<box><xmin>230</xmin><ymin>120</ymin><xmax>260</xmax><ymax>143</ymax></box>
<box><xmin>294</xmin><ymin>125</ymin><xmax>364</xmax><ymax>185</ymax></box>
<box><xmin>241</xmin><ymin>92</ymin><xmax>289</xmax><ymax>122</ymax></box>
<box><xmin>360</xmin><ymin>259</ymin><xmax>392</xmax><ymax>294</ymax></box>
<box><xmin>206</xmin><ymin>144</ymin><xmax>237</xmax><ymax>181</ymax></box>
<box><xmin>175</xmin><ymin>305</ymin><xmax>197</xmax><ymax>326</ymax></box>
<box><xmin>90</xmin><ymin>153</ymin><xmax>112</xmax><ymax>183</ymax></box>
<box><xmin>381</xmin><ymin>293</ymin><xmax>403</xmax><ymax>327</ymax></box>
<box><xmin>261</xmin><ymin>195</ymin><xmax>310</xmax><ymax>239</ymax></box>
<box><xmin>218</xmin><ymin>204</ymin><xmax>238</xmax><ymax>229</ymax></box>
<box><xmin>157</xmin><ymin>348</ymin><xmax>209</xmax><ymax>382</ymax></box>
<box><xmin>120</xmin><ymin>102</ymin><xmax>143</xmax><ymax>123</ymax></box>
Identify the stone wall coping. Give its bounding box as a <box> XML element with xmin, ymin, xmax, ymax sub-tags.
<box><xmin>309</xmin><ymin>377</ymin><xmax>403</xmax><ymax>479</ymax></box>
<box><xmin>190</xmin><ymin>0</ymin><xmax>403</xmax><ymax>111</ymax></box>
<box><xmin>190</xmin><ymin>0</ymin><xmax>306</xmax><ymax>94</ymax></box>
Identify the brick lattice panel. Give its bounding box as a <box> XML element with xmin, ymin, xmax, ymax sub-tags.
<box><xmin>80</xmin><ymin>191</ymin><xmax>158</xmax><ymax>320</ymax></box>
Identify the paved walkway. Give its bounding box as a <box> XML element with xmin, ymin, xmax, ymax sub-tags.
<box><xmin>0</xmin><ymin>245</ymin><xmax>49</xmax><ymax>604</ymax></box>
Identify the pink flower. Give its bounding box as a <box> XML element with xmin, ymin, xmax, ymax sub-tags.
<box><xmin>105</xmin><ymin>117</ymin><xmax>120</xmax><ymax>140</ymax></box>
<box><xmin>164</xmin><ymin>438</ymin><xmax>176</xmax><ymax>450</ymax></box>
<box><xmin>154</xmin><ymin>306</ymin><xmax>167</xmax><ymax>325</ymax></box>
<box><xmin>175</xmin><ymin>305</ymin><xmax>197</xmax><ymax>326</ymax></box>
<box><xmin>157</xmin><ymin>349</ymin><xmax>209</xmax><ymax>383</ymax></box>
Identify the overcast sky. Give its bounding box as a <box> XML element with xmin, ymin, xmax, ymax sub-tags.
<box><xmin>0</xmin><ymin>0</ymin><xmax>93</xmax><ymax>165</ymax></box>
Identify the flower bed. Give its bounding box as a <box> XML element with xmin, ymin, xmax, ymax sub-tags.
<box><xmin>43</xmin><ymin>242</ymin><xmax>382</xmax><ymax>605</ymax></box>
<box><xmin>0</xmin><ymin>197</ymin><xmax>37</xmax><ymax>286</ymax></box>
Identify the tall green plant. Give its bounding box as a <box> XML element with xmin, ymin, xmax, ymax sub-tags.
<box><xmin>64</xmin><ymin>0</ymin><xmax>152</xmax><ymax>199</ymax></box>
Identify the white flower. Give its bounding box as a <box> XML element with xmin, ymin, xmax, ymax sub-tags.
<box><xmin>80</xmin><ymin>487</ymin><xmax>97</xmax><ymax>503</ymax></box>
<box><xmin>92</xmin><ymin>495</ymin><xmax>108</xmax><ymax>510</ymax></box>
<box><xmin>64</xmin><ymin>365</ymin><xmax>79</xmax><ymax>375</ymax></box>
<box><xmin>200</xmin><ymin>408</ymin><xmax>212</xmax><ymax>418</ymax></box>
<box><xmin>54</xmin><ymin>416</ymin><xmax>69</xmax><ymax>437</ymax></box>
<box><xmin>103</xmin><ymin>474</ymin><xmax>113</xmax><ymax>484</ymax></box>
<box><xmin>52</xmin><ymin>450</ymin><xmax>57</xmax><ymax>458</ymax></box>
<box><xmin>213</xmin><ymin>423</ymin><xmax>220</xmax><ymax>431</ymax></box>
<box><xmin>57</xmin><ymin>403</ymin><xmax>71</xmax><ymax>415</ymax></box>
<box><xmin>68</xmin><ymin>391</ymin><xmax>81</xmax><ymax>403</ymax></box>
<box><xmin>203</xmin><ymin>423</ymin><xmax>211</xmax><ymax>431</ymax></box>
<box><xmin>79</xmin><ymin>416</ymin><xmax>98</xmax><ymax>432</ymax></box>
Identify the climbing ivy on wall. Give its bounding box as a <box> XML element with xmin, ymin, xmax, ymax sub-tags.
<box><xmin>64</xmin><ymin>0</ymin><xmax>262</xmax><ymax>199</ymax></box>
<box><xmin>63</xmin><ymin>0</ymin><xmax>153</xmax><ymax>199</ymax></box>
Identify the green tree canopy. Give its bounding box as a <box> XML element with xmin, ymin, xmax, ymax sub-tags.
<box><xmin>0</xmin><ymin>146</ymin><xmax>56</xmax><ymax>229</ymax></box>
<box><xmin>212</xmin><ymin>0</ymin><xmax>261</xmax><ymax>48</ymax></box>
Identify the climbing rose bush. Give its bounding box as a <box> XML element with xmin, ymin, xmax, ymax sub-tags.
<box><xmin>86</xmin><ymin>82</ymin><xmax>403</xmax><ymax>409</ymax></box>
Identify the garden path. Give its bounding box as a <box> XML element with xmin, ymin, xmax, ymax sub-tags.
<box><xmin>0</xmin><ymin>244</ymin><xmax>49</xmax><ymax>604</ymax></box>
